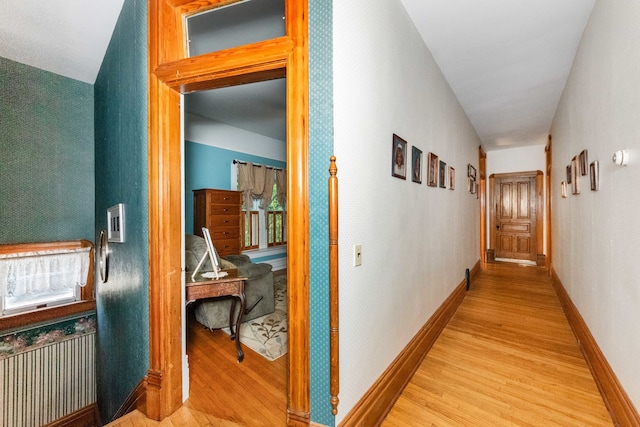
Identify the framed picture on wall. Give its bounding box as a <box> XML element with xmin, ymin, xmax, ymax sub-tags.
<box><xmin>571</xmin><ymin>156</ymin><xmax>581</xmax><ymax>195</ymax></box>
<box><xmin>427</xmin><ymin>152</ymin><xmax>439</xmax><ymax>187</ymax></box>
<box><xmin>412</xmin><ymin>146</ymin><xmax>422</xmax><ymax>184</ymax></box>
<box><xmin>467</xmin><ymin>164</ymin><xmax>476</xmax><ymax>180</ymax></box>
<box><xmin>590</xmin><ymin>160</ymin><xmax>599</xmax><ymax>191</ymax></box>
<box><xmin>391</xmin><ymin>134</ymin><xmax>407</xmax><ymax>179</ymax></box>
<box><xmin>448</xmin><ymin>166</ymin><xmax>455</xmax><ymax>190</ymax></box>
<box><xmin>566</xmin><ymin>165</ymin><xmax>572</xmax><ymax>184</ymax></box>
<box><xmin>580</xmin><ymin>149</ymin><xmax>589</xmax><ymax>176</ymax></box>
<box><xmin>439</xmin><ymin>160</ymin><xmax>447</xmax><ymax>188</ymax></box>
<box><xmin>561</xmin><ymin>181</ymin><xmax>568</xmax><ymax>198</ymax></box>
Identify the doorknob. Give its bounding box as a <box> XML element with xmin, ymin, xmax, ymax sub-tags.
<box><xmin>496</xmin><ymin>225</ymin><xmax>500</xmax><ymax>230</ymax></box>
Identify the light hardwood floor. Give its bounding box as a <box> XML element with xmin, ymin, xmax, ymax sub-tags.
<box><xmin>382</xmin><ymin>262</ymin><xmax>613</xmax><ymax>426</ymax></box>
<box><xmin>109</xmin><ymin>263</ymin><xmax>613</xmax><ymax>426</ymax></box>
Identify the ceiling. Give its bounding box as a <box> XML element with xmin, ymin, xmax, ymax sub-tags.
<box><xmin>0</xmin><ymin>0</ymin><xmax>595</xmax><ymax>151</ymax></box>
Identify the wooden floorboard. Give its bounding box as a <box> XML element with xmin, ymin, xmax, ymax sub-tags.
<box><xmin>382</xmin><ymin>262</ymin><xmax>613</xmax><ymax>426</ymax></box>
<box><xmin>108</xmin><ymin>264</ymin><xmax>613</xmax><ymax>426</ymax></box>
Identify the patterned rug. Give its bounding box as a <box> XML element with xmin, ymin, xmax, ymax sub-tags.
<box><xmin>223</xmin><ymin>274</ymin><xmax>287</xmax><ymax>361</ymax></box>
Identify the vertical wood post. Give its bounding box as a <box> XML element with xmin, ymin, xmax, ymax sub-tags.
<box><xmin>328</xmin><ymin>156</ymin><xmax>339</xmax><ymax>415</ymax></box>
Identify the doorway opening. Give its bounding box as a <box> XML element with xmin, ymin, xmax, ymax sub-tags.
<box><xmin>181</xmin><ymin>79</ymin><xmax>288</xmax><ymax>423</ymax></box>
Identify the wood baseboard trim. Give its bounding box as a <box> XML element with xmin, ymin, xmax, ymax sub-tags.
<box><xmin>338</xmin><ymin>261</ymin><xmax>479</xmax><ymax>426</ymax></box>
<box><xmin>44</xmin><ymin>404</ymin><xmax>99</xmax><ymax>427</ymax></box>
<box><xmin>111</xmin><ymin>378</ymin><xmax>147</xmax><ymax>422</ymax></box>
<box><xmin>550</xmin><ymin>268</ymin><xmax>640</xmax><ymax>426</ymax></box>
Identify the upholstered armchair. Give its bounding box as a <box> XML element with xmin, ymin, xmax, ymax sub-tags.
<box><xmin>185</xmin><ymin>234</ymin><xmax>275</xmax><ymax>329</ymax></box>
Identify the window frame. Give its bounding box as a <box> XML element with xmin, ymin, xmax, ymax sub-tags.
<box><xmin>0</xmin><ymin>240</ymin><xmax>96</xmax><ymax>330</ymax></box>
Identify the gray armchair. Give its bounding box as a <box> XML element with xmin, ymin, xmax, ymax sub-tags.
<box><xmin>185</xmin><ymin>234</ymin><xmax>275</xmax><ymax>330</ymax></box>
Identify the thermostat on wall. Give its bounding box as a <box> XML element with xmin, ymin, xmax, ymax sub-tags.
<box><xmin>107</xmin><ymin>203</ymin><xmax>125</xmax><ymax>243</ymax></box>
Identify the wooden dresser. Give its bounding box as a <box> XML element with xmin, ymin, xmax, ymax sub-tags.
<box><xmin>193</xmin><ymin>188</ymin><xmax>242</xmax><ymax>257</ymax></box>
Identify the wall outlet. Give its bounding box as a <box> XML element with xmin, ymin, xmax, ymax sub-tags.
<box><xmin>354</xmin><ymin>244</ymin><xmax>362</xmax><ymax>266</ymax></box>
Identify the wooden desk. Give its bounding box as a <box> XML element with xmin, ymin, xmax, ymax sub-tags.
<box><xmin>186</xmin><ymin>274</ymin><xmax>247</xmax><ymax>362</ymax></box>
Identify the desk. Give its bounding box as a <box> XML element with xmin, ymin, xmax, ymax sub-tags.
<box><xmin>186</xmin><ymin>274</ymin><xmax>247</xmax><ymax>362</ymax></box>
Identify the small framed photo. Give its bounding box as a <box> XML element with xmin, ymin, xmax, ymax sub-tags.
<box><xmin>580</xmin><ymin>149</ymin><xmax>589</xmax><ymax>176</ymax></box>
<box><xmin>448</xmin><ymin>166</ymin><xmax>455</xmax><ymax>190</ymax></box>
<box><xmin>427</xmin><ymin>152</ymin><xmax>439</xmax><ymax>187</ymax></box>
<box><xmin>469</xmin><ymin>178</ymin><xmax>476</xmax><ymax>194</ymax></box>
<box><xmin>467</xmin><ymin>164</ymin><xmax>477</xmax><ymax>180</ymax></box>
<box><xmin>566</xmin><ymin>165</ymin><xmax>572</xmax><ymax>184</ymax></box>
<box><xmin>439</xmin><ymin>160</ymin><xmax>447</xmax><ymax>188</ymax></box>
<box><xmin>561</xmin><ymin>181</ymin><xmax>568</xmax><ymax>198</ymax></box>
<box><xmin>391</xmin><ymin>134</ymin><xmax>407</xmax><ymax>179</ymax></box>
<box><xmin>590</xmin><ymin>160</ymin><xmax>599</xmax><ymax>191</ymax></box>
<box><xmin>571</xmin><ymin>156</ymin><xmax>581</xmax><ymax>195</ymax></box>
<box><xmin>411</xmin><ymin>146</ymin><xmax>422</xmax><ymax>184</ymax></box>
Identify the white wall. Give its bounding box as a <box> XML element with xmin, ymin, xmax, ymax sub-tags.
<box><xmin>333</xmin><ymin>0</ymin><xmax>481</xmax><ymax>422</ymax></box>
<box><xmin>550</xmin><ymin>0</ymin><xmax>640</xmax><ymax>411</ymax></box>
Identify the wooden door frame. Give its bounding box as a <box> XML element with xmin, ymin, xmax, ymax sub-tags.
<box><xmin>478</xmin><ymin>146</ymin><xmax>487</xmax><ymax>266</ymax></box>
<box><xmin>488</xmin><ymin>171</ymin><xmax>544</xmax><ymax>264</ymax></box>
<box><xmin>146</xmin><ymin>1</ymin><xmax>310</xmax><ymax>425</ymax></box>
<box><xmin>545</xmin><ymin>136</ymin><xmax>553</xmax><ymax>270</ymax></box>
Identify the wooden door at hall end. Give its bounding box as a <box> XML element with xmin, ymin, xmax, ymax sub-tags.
<box><xmin>492</xmin><ymin>172</ymin><xmax>538</xmax><ymax>262</ymax></box>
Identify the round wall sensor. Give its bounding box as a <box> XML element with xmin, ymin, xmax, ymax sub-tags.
<box><xmin>612</xmin><ymin>149</ymin><xmax>629</xmax><ymax>166</ymax></box>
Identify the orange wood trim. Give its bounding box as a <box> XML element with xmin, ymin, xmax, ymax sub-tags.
<box><xmin>45</xmin><ymin>404</ymin><xmax>100</xmax><ymax>427</ymax></box>
<box><xmin>286</xmin><ymin>0</ymin><xmax>310</xmax><ymax>424</ymax></box>
<box><xmin>149</xmin><ymin>0</ymin><xmax>310</xmax><ymax>424</ymax></box>
<box><xmin>545</xmin><ymin>136</ymin><xmax>553</xmax><ymax>270</ymax></box>
<box><xmin>154</xmin><ymin>38</ymin><xmax>292</xmax><ymax>91</ymax></box>
<box><xmin>479</xmin><ymin>146</ymin><xmax>487</xmax><ymax>266</ymax></box>
<box><xmin>535</xmin><ymin>171</ymin><xmax>544</xmax><ymax>258</ymax></box>
<box><xmin>0</xmin><ymin>301</ymin><xmax>96</xmax><ymax>331</ymax></box>
<box><xmin>488</xmin><ymin>174</ymin><xmax>496</xmax><ymax>253</ymax></box>
<box><xmin>146</xmin><ymin>0</ymin><xmax>185</xmax><ymax>420</ymax></box>
<box><xmin>328</xmin><ymin>157</ymin><xmax>339</xmax><ymax>415</ymax></box>
<box><xmin>112</xmin><ymin>378</ymin><xmax>148</xmax><ymax>422</ymax></box>
<box><xmin>339</xmin><ymin>262</ymin><xmax>479</xmax><ymax>426</ymax></box>
<box><xmin>550</xmin><ymin>268</ymin><xmax>640</xmax><ymax>426</ymax></box>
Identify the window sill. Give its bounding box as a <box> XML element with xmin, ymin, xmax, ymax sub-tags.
<box><xmin>0</xmin><ymin>300</ymin><xmax>97</xmax><ymax>332</ymax></box>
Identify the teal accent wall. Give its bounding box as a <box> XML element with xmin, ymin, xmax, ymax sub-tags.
<box><xmin>0</xmin><ymin>57</ymin><xmax>94</xmax><ymax>244</ymax></box>
<box><xmin>185</xmin><ymin>141</ymin><xmax>286</xmax><ymax>235</ymax></box>
<box><xmin>309</xmin><ymin>0</ymin><xmax>334</xmax><ymax>425</ymax></box>
<box><xmin>93</xmin><ymin>0</ymin><xmax>149</xmax><ymax>422</ymax></box>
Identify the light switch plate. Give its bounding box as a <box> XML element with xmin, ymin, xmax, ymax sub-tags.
<box><xmin>107</xmin><ymin>203</ymin><xmax>125</xmax><ymax>243</ymax></box>
<box><xmin>354</xmin><ymin>244</ymin><xmax>362</xmax><ymax>266</ymax></box>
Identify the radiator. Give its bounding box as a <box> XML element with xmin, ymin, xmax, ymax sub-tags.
<box><xmin>0</xmin><ymin>333</ymin><xmax>96</xmax><ymax>427</ymax></box>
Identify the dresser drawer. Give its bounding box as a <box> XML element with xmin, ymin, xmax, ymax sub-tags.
<box><xmin>209</xmin><ymin>214</ymin><xmax>240</xmax><ymax>228</ymax></box>
<box><xmin>209</xmin><ymin>204</ymin><xmax>240</xmax><ymax>215</ymax></box>
<box><xmin>209</xmin><ymin>191</ymin><xmax>241</xmax><ymax>205</ymax></box>
<box><xmin>214</xmin><ymin>239</ymin><xmax>240</xmax><ymax>256</ymax></box>
<box><xmin>210</xmin><ymin>227</ymin><xmax>239</xmax><ymax>240</ymax></box>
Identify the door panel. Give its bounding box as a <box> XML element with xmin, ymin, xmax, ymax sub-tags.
<box><xmin>494</xmin><ymin>173</ymin><xmax>537</xmax><ymax>261</ymax></box>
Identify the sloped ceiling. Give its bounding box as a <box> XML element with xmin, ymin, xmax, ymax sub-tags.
<box><xmin>0</xmin><ymin>0</ymin><xmax>124</xmax><ymax>84</ymax></box>
<box><xmin>0</xmin><ymin>0</ymin><xmax>596</xmax><ymax>151</ymax></box>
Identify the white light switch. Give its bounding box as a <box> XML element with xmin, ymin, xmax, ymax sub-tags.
<box><xmin>107</xmin><ymin>203</ymin><xmax>126</xmax><ymax>243</ymax></box>
<box><xmin>354</xmin><ymin>244</ymin><xmax>362</xmax><ymax>266</ymax></box>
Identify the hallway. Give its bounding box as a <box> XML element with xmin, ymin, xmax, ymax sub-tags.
<box><xmin>109</xmin><ymin>262</ymin><xmax>613</xmax><ymax>426</ymax></box>
<box><xmin>382</xmin><ymin>262</ymin><xmax>612</xmax><ymax>426</ymax></box>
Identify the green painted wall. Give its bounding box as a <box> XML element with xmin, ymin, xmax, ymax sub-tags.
<box><xmin>93</xmin><ymin>0</ymin><xmax>149</xmax><ymax>422</ymax></box>
<box><xmin>0</xmin><ymin>57</ymin><xmax>94</xmax><ymax>244</ymax></box>
<box><xmin>309</xmin><ymin>0</ymin><xmax>334</xmax><ymax>425</ymax></box>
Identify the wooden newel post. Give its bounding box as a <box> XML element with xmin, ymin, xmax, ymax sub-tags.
<box><xmin>328</xmin><ymin>156</ymin><xmax>340</xmax><ymax>415</ymax></box>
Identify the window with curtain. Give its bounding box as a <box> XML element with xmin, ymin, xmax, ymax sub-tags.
<box><xmin>236</xmin><ymin>161</ymin><xmax>287</xmax><ymax>251</ymax></box>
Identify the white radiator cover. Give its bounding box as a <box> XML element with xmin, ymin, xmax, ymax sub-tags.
<box><xmin>0</xmin><ymin>333</ymin><xmax>96</xmax><ymax>427</ymax></box>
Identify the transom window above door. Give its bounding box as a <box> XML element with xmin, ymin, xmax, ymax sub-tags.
<box><xmin>186</xmin><ymin>0</ymin><xmax>285</xmax><ymax>57</ymax></box>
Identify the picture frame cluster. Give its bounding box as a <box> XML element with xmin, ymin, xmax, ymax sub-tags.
<box><xmin>561</xmin><ymin>149</ymin><xmax>598</xmax><ymax>198</ymax></box>
<box><xmin>391</xmin><ymin>134</ymin><xmax>455</xmax><ymax>190</ymax></box>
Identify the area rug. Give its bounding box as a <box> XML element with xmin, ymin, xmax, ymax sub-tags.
<box><xmin>223</xmin><ymin>274</ymin><xmax>287</xmax><ymax>361</ymax></box>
